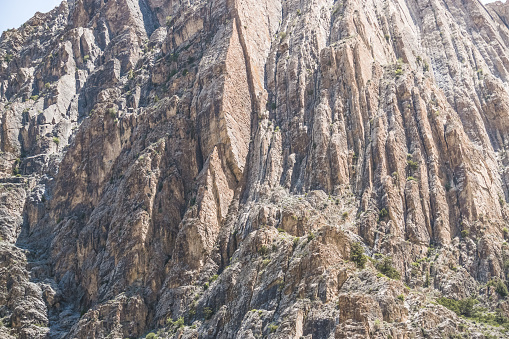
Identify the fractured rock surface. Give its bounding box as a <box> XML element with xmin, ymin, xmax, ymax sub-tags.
<box><xmin>2</xmin><ymin>0</ymin><xmax>509</xmax><ymax>338</ymax></box>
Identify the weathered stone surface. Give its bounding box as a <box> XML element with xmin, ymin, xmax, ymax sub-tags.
<box><xmin>2</xmin><ymin>0</ymin><xmax>509</xmax><ymax>338</ymax></box>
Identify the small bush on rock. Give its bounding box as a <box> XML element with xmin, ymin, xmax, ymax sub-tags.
<box><xmin>350</xmin><ymin>242</ymin><xmax>367</xmax><ymax>269</ymax></box>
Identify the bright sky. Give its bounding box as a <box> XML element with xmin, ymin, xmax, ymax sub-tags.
<box><xmin>0</xmin><ymin>0</ymin><xmax>502</xmax><ymax>35</ymax></box>
<box><xmin>0</xmin><ymin>0</ymin><xmax>62</xmax><ymax>34</ymax></box>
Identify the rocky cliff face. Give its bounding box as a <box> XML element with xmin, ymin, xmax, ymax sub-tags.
<box><xmin>3</xmin><ymin>0</ymin><xmax>509</xmax><ymax>338</ymax></box>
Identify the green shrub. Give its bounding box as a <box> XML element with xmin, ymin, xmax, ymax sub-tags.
<box><xmin>44</xmin><ymin>83</ymin><xmax>51</xmax><ymax>90</ymax></box>
<box><xmin>166</xmin><ymin>316</ymin><xmax>184</xmax><ymax>329</ymax></box>
<box><xmin>436</xmin><ymin>297</ymin><xmax>477</xmax><ymax>317</ymax></box>
<box><xmin>397</xmin><ymin>294</ymin><xmax>405</xmax><ymax>301</ymax></box>
<box><xmin>379</xmin><ymin>208</ymin><xmax>388</xmax><ymax>218</ymax></box>
<box><xmin>83</xmin><ymin>55</ymin><xmax>90</xmax><ymax>61</ymax></box>
<box><xmin>495</xmin><ymin>280</ymin><xmax>509</xmax><ymax>298</ymax></box>
<box><xmin>461</xmin><ymin>230</ymin><xmax>469</xmax><ymax>238</ymax></box>
<box><xmin>297</xmin><ymin>9</ymin><xmax>302</xmax><ymax>16</ymax></box>
<box><xmin>407</xmin><ymin>159</ymin><xmax>418</xmax><ymax>171</ymax></box>
<box><xmin>350</xmin><ymin>242</ymin><xmax>367</xmax><ymax>269</ymax></box>
<box><xmin>259</xmin><ymin>245</ymin><xmax>269</xmax><ymax>256</ymax></box>
<box><xmin>307</xmin><ymin>232</ymin><xmax>315</xmax><ymax>242</ymax></box>
<box><xmin>52</xmin><ymin>137</ymin><xmax>60</xmax><ymax>145</ymax></box>
<box><xmin>203</xmin><ymin>307</ymin><xmax>213</xmax><ymax>320</ymax></box>
<box><xmin>146</xmin><ymin>333</ymin><xmax>157</xmax><ymax>339</ymax></box>
<box><xmin>342</xmin><ymin>212</ymin><xmax>349</xmax><ymax>219</ymax></box>
<box><xmin>30</xmin><ymin>95</ymin><xmax>39</xmax><ymax>101</ymax></box>
<box><xmin>269</xmin><ymin>323</ymin><xmax>278</xmax><ymax>333</ymax></box>
<box><xmin>209</xmin><ymin>274</ymin><xmax>218</xmax><ymax>283</ymax></box>
<box><xmin>4</xmin><ymin>54</ymin><xmax>13</xmax><ymax>63</ymax></box>
<box><xmin>376</xmin><ymin>256</ymin><xmax>400</xmax><ymax>280</ymax></box>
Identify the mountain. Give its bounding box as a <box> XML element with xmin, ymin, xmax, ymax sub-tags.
<box><xmin>2</xmin><ymin>0</ymin><xmax>509</xmax><ymax>338</ymax></box>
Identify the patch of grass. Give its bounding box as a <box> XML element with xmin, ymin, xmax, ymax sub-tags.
<box><xmin>30</xmin><ymin>95</ymin><xmax>39</xmax><ymax>101</ymax></box>
<box><xmin>269</xmin><ymin>323</ymin><xmax>278</xmax><ymax>333</ymax></box>
<box><xmin>209</xmin><ymin>274</ymin><xmax>218</xmax><ymax>283</ymax></box>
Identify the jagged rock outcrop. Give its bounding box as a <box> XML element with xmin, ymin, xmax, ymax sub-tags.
<box><xmin>3</xmin><ymin>0</ymin><xmax>509</xmax><ymax>338</ymax></box>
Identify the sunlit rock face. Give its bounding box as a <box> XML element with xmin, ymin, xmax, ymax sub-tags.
<box><xmin>2</xmin><ymin>0</ymin><xmax>509</xmax><ymax>338</ymax></box>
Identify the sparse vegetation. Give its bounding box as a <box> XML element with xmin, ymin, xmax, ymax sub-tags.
<box><xmin>488</xmin><ymin>279</ymin><xmax>509</xmax><ymax>298</ymax></box>
<box><xmin>397</xmin><ymin>294</ymin><xmax>405</xmax><ymax>301</ymax></box>
<box><xmin>407</xmin><ymin>159</ymin><xmax>419</xmax><ymax>171</ymax></box>
<box><xmin>52</xmin><ymin>137</ymin><xmax>60</xmax><ymax>145</ymax></box>
<box><xmin>30</xmin><ymin>95</ymin><xmax>39</xmax><ymax>101</ymax></box>
<box><xmin>269</xmin><ymin>323</ymin><xmax>279</xmax><ymax>333</ymax></box>
<box><xmin>375</xmin><ymin>256</ymin><xmax>401</xmax><ymax>280</ymax></box>
<box><xmin>203</xmin><ymin>307</ymin><xmax>213</xmax><ymax>320</ymax></box>
<box><xmin>106</xmin><ymin>108</ymin><xmax>117</xmax><ymax>118</ymax></box>
<box><xmin>379</xmin><ymin>208</ymin><xmax>388</xmax><ymax>218</ymax></box>
<box><xmin>350</xmin><ymin>242</ymin><xmax>367</xmax><ymax>269</ymax></box>
<box><xmin>209</xmin><ymin>274</ymin><xmax>218</xmax><ymax>283</ymax></box>
<box><xmin>461</xmin><ymin>230</ymin><xmax>469</xmax><ymax>238</ymax></box>
<box><xmin>307</xmin><ymin>232</ymin><xmax>315</xmax><ymax>242</ymax></box>
<box><xmin>166</xmin><ymin>316</ymin><xmax>184</xmax><ymax>329</ymax></box>
<box><xmin>146</xmin><ymin>333</ymin><xmax>157</xmax><ymax>339</ymax></box>
<box><xmin>165</xmin><ymin>16</ymin><xmax>173</xmax><ymax>27</ymax></box>
<box><xmin>259</xmin><ymin>245</ymin><xmax>269</xmax><ymax>256</ymax></box>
